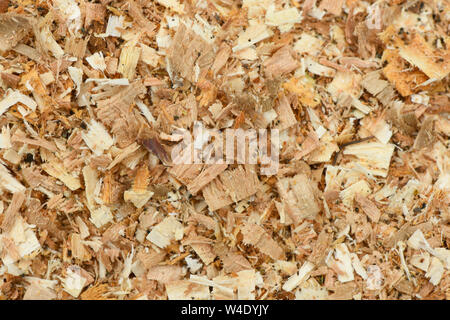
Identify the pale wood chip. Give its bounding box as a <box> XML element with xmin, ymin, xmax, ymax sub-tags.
<box><xmin>84</xmin><ymin>3</ymin><xmax>106</xmax><ymax>28</ymax></box>
<box><xmin>276</xmin><ymin>174</ymin><xmax>320</xmax><ymax>226</ymax></box>
<box><xmin>167</xmin><ymin>23</ymin><xmax>215</xmax><ymax>83</ymax></box>
<box><xmin>187</xmin><ymin>163</ymin><xmax>228</xmax><ymax>195</ymax></box>
<box><xmin>166</xmin><ymin>280</ymin><xmax>210</xmax><ymax>300</ymax></box>
<box><xmin>147</xmin><ymin>265</ymin><xmax>183</xmax><ymax>283</ymax></box>
<box><xmin>1</xmin><ymin>192</ymin><xmax>25</xmax><ymax>233</ymax></box>
<box><xmin>211</xmin><ymin>43</ymin><xmax>231</xmax><ymax>76</ymax></box>
<box><xmin>355</xmin><ymin>194</ymin><xmax>381</xmax><ymax>223</ymax></box>
<box><xmin>274</xmin><ymin>93</ymin><xmax>297</xmax><ymax>131</ymax></box>
<box><xmin>203</xmin><ymin>165</ymin><xmax>260</xmax><ymax>211</ymax></box>
<box><xmin>264</xmin><ymin>45</ymin><xmax>299</xmax><ymax>78</ymax></box>
<box><xmin>0</xmin><ymin>14</ymin><xmax>32</xmax><ymax>52</ymax></box>
<box><xmin>241</xmin><ymin>222</ymin><xmax>285</xmax><ymax>260</ymax></box>
<box><xmin>137</xmin><ymin>250</ymin><xmax>167</xmax><ymax>270</ymax></box>
<box><xmin>308</xmin><ymin>229</ymin><xmax>333</xmax><ymax>265</ymax></box>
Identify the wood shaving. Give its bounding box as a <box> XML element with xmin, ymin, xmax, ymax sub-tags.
<box><xmin>0</xmin><ymin>0</ymin><xmax>448</xmax><ymax>300</ymax></box>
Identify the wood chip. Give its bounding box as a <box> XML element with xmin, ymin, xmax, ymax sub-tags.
<box><xmin>0</xmin><ymin>0</ymin><xmax>447</xmax><ymax>300</ymax></box>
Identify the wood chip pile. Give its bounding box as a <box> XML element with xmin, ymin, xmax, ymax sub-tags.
<box><xmin>0</xmin><ymin>0</ymin><xmax>449</xmax><ymax>300</ymax></box>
